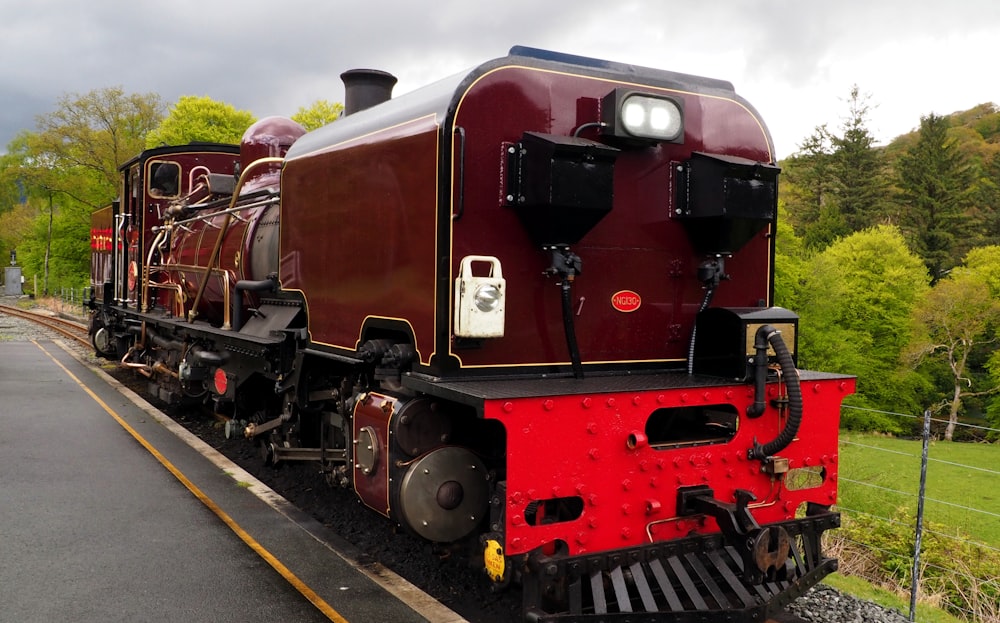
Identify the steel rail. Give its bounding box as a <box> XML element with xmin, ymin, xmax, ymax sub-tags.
<box><xmin>0</xmin><ymin>303</ymin><xmax>90</xmax><ymax>347</ymax></box>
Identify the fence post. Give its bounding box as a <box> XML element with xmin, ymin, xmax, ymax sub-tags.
<box><xmin>909</xmin><ymin>408</ymin><xmax>931</xmax><ymax>621</ymax></box>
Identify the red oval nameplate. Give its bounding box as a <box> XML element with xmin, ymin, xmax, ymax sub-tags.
<box><xmin>611</xmin><ymin>290</ymin><xmax>641</xmax><ymax>312</ymax></box>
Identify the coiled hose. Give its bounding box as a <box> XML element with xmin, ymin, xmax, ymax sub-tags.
<box><xmin>747</xmin><ymin>325</ymin><xmax>802</xmax><ymax>461</ymax></box>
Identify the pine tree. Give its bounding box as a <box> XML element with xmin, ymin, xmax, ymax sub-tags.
<box><xmin>897</xmin><ymin>113</ymin><xmax>974</xmax><ymax>284</ymax></box>
<box><xmin>828</xmin><ymin>86</ymin><xmax>890</xmax><ymax>231</ymax></box>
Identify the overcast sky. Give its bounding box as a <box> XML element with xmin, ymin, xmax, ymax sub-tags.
<box><xmin>2</xmin><ymin>1</ymin><xmax>997</xmax><ymax>159</ymax></box>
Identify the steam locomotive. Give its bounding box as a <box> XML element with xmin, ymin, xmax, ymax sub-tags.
<box><xmin>89</xmin><ymin>46</ymin><xmax>854</xmax><ymax>621</ymax></box>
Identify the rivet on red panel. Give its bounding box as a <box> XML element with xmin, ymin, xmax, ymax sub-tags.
<box><xmin>680</xmin><ymin>393</ymin><xmax>689</xmax><ymax>403</ymax></box>
<box><xmin>502</xmin><ymin>401</ymin><xmax>514</xmax><ymax>413</ymax></box>
<box><xmin>645</xmin><ymin>499</ymin><xmax>661</xmax><ymax>515</ymax></box>
<box><xmin>586</xmin><ymin>422</ymin><xmax>598</xmax><ymax>435</ymax></box>
<box><xmin>621</xmin><ymin>503</ymin><xmax>631</xmax><ymax>516</ymax></box>
<box><xmin>606</xmin><ymin>397</ymin><xmax>616</xmax><ymax>408</ymax></box>
<box><xmin>656</xmin><ymin>394</ymin><xmax>666</xmax><ymax>404</ymax></box>
<box><xmin>543</xmin><ymin>399</ymin><xmax>554</xmax><ymax>411</ymax></box>
<box><xmin>621</xmin><ymin>479</ymin><xmax>631</xmax><ymax>491</ymax></box>
<box><xmin>588</xmin><ymin>448</ymin><xmax>600</xmax><ymax>460</ymax></box>
<box><xmin>632</xmin><ymin>395</ymin><xmax>641</xmax><ymax>406</ymax></box>
<box><xmin>581</xmin><ymin>397</ymin><xmax>593</xmax><ymax>409</ymax></box>
<box><xmin>621</xmin><ymin>527</ymin><xmax>631</xmax><ymax>540</ymax></box>
<box><xmin>702</xmin><ymin>392</ymin><xmax>711</xmax><ymax>402</ymax></box>
<box><xmin>588</xmin><ymin>494</ymin><xmax>599</xmax><ymax>507</ymax></box>
<box><xmin>813</xmin><ymin>383</ymin><xmax>822</xmax><ymax>393</ymax></box>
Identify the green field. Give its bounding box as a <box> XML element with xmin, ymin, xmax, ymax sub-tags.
<box><xmin>837</xmin><ymin>432</ymin><xmax>1000</xmax><ymax>547</ymax></box>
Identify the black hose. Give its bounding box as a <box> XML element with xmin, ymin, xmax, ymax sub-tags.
<box><xmin>561</xmin><ymin>278</ymin><xmax>584</xmax><ymax>379</ymax></box>
<box><xmin>686</xmin><ymin>286</ymin><xmax>715</xmax><ymax>375</ymax></box>
<box><xmin>747</xmin><ymin>326</ymin><xmax>802</xmax><ymax>461</ymax></box>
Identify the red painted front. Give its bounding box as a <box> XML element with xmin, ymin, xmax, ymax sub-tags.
<box><xmin>485</xmin><ymin>376</ymin><xmax>854</xmax><ymax>557</ymax></box>
<box><xmin>449</xmin><ymin>67</ymin><xmax>775</xmax><ymax>368</ymax></box>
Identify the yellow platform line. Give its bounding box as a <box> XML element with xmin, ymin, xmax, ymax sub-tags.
<box><xmin>35</xmin><ymin>341</ymin><xmax>348</xmax><ymax>623</ymax></box>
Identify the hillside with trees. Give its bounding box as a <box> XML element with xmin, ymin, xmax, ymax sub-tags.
<box><xmin>779</xmin><ymin>90</ymin><xmax>1000</xmax><ymax>438</ymax></box>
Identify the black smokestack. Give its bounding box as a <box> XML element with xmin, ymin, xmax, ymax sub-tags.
<box><xmin>341</xmin><ymin>69</ymin><xmax>397</xmax><ymax>116</ymax></box>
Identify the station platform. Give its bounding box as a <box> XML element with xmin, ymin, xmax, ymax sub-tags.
<box><xmin>0</xmin><ymin>340</ymin><xmax>465</xmax><ymax>623</ymax></box>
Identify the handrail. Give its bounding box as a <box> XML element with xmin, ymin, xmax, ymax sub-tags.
<box><xmin>188</xmin><ymin>157</ymin><xmax>283</xmax><ymax>323</ymax></box>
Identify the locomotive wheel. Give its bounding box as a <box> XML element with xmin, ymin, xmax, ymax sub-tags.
<box><xmin>91</xmin><ymin>322</ymin><xmax>117</xmax><ymax>359</ymax></box>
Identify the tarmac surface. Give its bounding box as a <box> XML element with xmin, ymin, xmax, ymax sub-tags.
<box><xmin>0</xmin><ymin>339</ymin><xmax>465</xmax><ymax>623</ymax></box>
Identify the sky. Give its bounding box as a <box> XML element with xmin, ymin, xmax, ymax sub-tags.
<box><xmin>1</xmin><ymin>1</ymin><xmax>998</xmax><ymax>159</ymax></box>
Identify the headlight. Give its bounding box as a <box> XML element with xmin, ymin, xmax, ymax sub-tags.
<box><xmin>602</xmin><ymin>88</ymin><xmax>684</xmax><ymax>144</ymax></box>
<box><xmin>474</xmin><ymin>284</ymin><xmax>502</xmax><ymax>312</ymax></box>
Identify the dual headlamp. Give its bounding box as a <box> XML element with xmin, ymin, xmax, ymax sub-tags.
<box><xmin>602</xmin><ymin>88</ymin><xmax>684</xmax><ymax>144</ymax></box>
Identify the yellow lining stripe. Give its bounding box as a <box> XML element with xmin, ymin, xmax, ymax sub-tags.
<box><xmin>34</xmin><ymin>340</ymin><xmax>347</xmax><ymax>623</ymax></box>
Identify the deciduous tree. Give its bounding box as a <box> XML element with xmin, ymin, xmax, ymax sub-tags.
<box><xmin>907</xmin><ymin>261</ymin><xmax>1000</xmax><ymax>441</ymax></box>
<box><xmin>797</xmin><ymin>225</ymin><xmax>930</xmax><ymax>427</ymax></box>
<box><xmin>145</xmin><ymin>96</ymin><xmax>255</xmax><ymax>148</ymax></box>
<box><xmin>291</xmin><ymin>100</ymin><xmax>343</xmax><ymax>131</ymax></box>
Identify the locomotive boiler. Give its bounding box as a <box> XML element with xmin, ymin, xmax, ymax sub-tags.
<box><xmin>90</xmin><ymin>46</ymin><xmax>855</xmax><ymax>621</ymax></box>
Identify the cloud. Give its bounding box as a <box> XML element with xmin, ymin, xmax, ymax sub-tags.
<box><xmin>0</xmin><ymin>0</ymin><xmax>997</xmax><ymax>158</ymax></box>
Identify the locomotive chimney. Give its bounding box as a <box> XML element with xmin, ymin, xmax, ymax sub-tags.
<box><xmin>341</xmin><ymin>69</ymin><xmax>397</xmax><ymax>115</ymax></box>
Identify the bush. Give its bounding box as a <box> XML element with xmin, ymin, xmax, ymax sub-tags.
<box><xmin>833</xmin><ymin>508</ymin><xmax>1000</xmax><ymax>621</ymax></box>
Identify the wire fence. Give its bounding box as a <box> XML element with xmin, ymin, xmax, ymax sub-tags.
<box><xmin>835</xmin><ymin>405</ymin><xmax>1000</xmax><ymax>622</ymax></box>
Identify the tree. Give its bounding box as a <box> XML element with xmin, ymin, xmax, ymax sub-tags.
<box><xmin>291</xmin><ymin>100</ymin><xmax>343</xmax><ymax>131</ymax></box>
<box><xmin>907</xmin><ymin>264</ymin><xmax>1000</xmax><ymax>441</ymax></box>
<box><xmin>17</xmin><ymin>87</ymin><xmax>164</xmax><ymax>208</ymax></box>
<box><xmin>0</xmin><ymin>87</ymin><xmax>165</xmax><ymax>293</ymax></box>
<box><xmin>897</xmin><ymin>113</ymin><xmax>974</xmax><ymax>285</ymax></box>
<box><xmin>779</xmin><ymin>87</ymin><xmax>891</xmax><ymax>251</ymax></box>
<box><xmin>828</xmin><ymin>86</ymin><xmax>891</xmax><ymax>231</ymax></box>
<box><xmin>781</xmin><ymin>125</ymin><xmax>842</xmax><ymax>249</ymax></box>
<box><xmin>145</xmin><ymin>96</ymin><xmax>256</xmax><ymax>148</ymax></box>
<box><xmin>796</xmin><ymin>225</ymin><xmax>931</xmax><ymax>427</ymax></box>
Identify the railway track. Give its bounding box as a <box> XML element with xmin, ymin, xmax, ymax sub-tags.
<box><xmin>0</xmin><ymin>303</ymin><xmax>91</xmax><ymax>348</ymax></box>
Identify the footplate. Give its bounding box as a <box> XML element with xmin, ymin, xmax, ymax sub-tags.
<box><xmin>522</xmin><ymin>512</ymin><xmax>839</xmax><ymax>622</ymax></box>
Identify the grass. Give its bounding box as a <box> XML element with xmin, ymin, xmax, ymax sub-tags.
<box><xmin>822</xmin><ymin>573</ymin><xmax>966</xmax><ymax>623</ymax></box>
<box><xmin>837</xmin><ymin>432</ymin><xmax>1000</xmax><ymax>547</ymax></box>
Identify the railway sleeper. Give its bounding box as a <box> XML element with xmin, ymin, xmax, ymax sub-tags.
<box><xmin>521</xmin><ymin>512</ymin><xmax>839</xmax><ymax>623</ymax></box>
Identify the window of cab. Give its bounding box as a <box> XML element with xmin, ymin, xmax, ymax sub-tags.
<box><xmin>148</xmin><ymin>161</ymin><xmax>180</xmax><ymax>198</ymax></box>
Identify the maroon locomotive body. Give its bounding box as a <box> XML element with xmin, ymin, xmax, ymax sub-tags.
<box><xmin>90</xmin><ymin>47</ymin><xmax>854</xmax><ymax>621</ymax></box>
